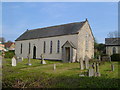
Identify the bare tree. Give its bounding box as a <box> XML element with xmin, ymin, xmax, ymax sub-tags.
<box><xmin>107</xmin><ymin>31</ymin><xmax>119</xmax><ymax>38</ymax></box>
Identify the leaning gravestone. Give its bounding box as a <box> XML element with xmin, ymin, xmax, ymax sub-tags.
<box><xmin>40</xmin><ymin>54</ymin><xmax>46</xmax><ymax>64</ymax></box>
<box><xmin>12</xmin><ymin>57</ymin><xmax>17</xmax><ymax>66</ymax></box>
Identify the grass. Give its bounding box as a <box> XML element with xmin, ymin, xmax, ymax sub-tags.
<box><xmin>2</xmin><ymin>58</ymin><xmax>120</xmax><ymax>88</ymax></box>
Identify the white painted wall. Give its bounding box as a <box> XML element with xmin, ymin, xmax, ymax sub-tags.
<box><xmin>15</xmin><ymin>34</ymin><xmax>78</xmax><ymax>60</ymax></box>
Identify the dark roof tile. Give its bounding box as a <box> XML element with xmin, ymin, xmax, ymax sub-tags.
<box><xmin>15</xmin><ymin>21</ymin><xmax>86</xmax><ymax>41</ymax></box>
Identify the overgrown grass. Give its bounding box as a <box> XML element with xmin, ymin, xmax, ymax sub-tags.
<box><xmin>2</xmin><ymin>58</ymin><xmax>119</xmax><ymax>88</ymax></box>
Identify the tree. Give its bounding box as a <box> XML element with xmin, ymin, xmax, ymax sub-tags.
<box><xmin>94</xmin><ymin>39</ymin><xmax>106</xmax><ymax>59</ymax></box>
<box><xmin>0</xmin><ymin>37</ymin><xmax>5</xmax><ymax>43</ymax></box>
<box><xmin>6</xmin><ymin>40</ymin><xmax>12</xmax><ymax>43</ymax></box>
<box><xmin>107</xmin><ymin>31</ymin><xmax>119</xmax><ymax>38</ymax></box>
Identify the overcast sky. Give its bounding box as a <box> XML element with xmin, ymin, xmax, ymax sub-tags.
<box><xmin>2</xmin><ymin>2</ymin><xmax>118</xmax><ymax>43</ymax></box>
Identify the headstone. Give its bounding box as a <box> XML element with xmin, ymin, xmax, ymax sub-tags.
<box><xmin>79</xmin><ymin>74</ymin><xmax>85</xmax><ymax>77</ymax></box>
<box><xmin>85</xmin><ymin>56</ymin><xmax>89</xmax><ymax>69</ymax></box>
<box><xmin>27</xmin><ymin>54</ymin><xmax>32</xmax><ymax>66</ymax></box>
<box><xmin>53</xmin><ymin>64</ymin><xmax>56</xmax><ymax>70</ymax></box>
<box><xmin>94</xmin><ymin>62</ymin><xmax>101</xmax><ymax>76</ymax></box>
<box><xmin>40</xmin><ymin>54</ymin><xmax>46</xmax><ymax>64</ymax></box>
<box><xmin>88</xmin><ymin>68</ymin><xmax>94</xmax><ymax>77</ymax></box>
<box><xmin>109</xmin><ymin>56</ymin><xmax>111</xmax><ymax>62</ymax></box>
<box><xmin>111</xmin><ymin>64</ymin><xmax>114</xmax><ymax>71</ymax></box>
<box><xmin>21</xmin><ymin>57</ymin><xmax>24</xmax><ymax>61</ymax></box>
<box><xmin>79</xmin><ymin>58</ymin><xmax>84</xmax><ymax>70</ymax></box>
<box><xmin>98</xmin><ymin>55</ymin><xmax>101</xmax><ymax>61</ymax></box>
<box><xmin>18</xmin><ymin>57</ymin><xmax>22</xmax><ymax>62</ymax></box>
<box><xmin>12</xmin><ymin>57</ymin><xmax>17</xmax><ymax>66</ymax></box>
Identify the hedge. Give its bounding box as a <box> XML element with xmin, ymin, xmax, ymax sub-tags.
<box><xmin>4</xmin><ymin>50</ymin><xmax>15</xmax><ymax>58</ymax></box>
<box><xmin>111</xmin><ymin>54</ymin><xmax>120</xmax><ymax>61</ymax></box>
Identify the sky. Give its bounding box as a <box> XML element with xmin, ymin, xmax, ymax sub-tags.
<box><xmin>2</xmin><ymin>2</ymin><xmax>118</xmax><ymax>43</ymax></box>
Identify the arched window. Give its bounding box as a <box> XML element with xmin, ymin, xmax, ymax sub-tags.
<box><xmin>20</xmin><ymin>43</ymin><xmax>22</xmax><ymax>54</ymax></box>
<box><xmin>29</xmin><ymin>43</ymin><xmax>30</xmax><ymax>54</ymax></box>
<box><xmin>57</xmin><ymin>40</ymin><xmax>60</xmax><ymax>53</ymax></box>
<box><xmin>113</xmin><ymin>47</ymin><xmax>116</xmax><ymax>54</ymax></box>
<box><xmin>50</xmin><ymin>41</ymin><xmax>52</xmax><ymax>53</ymax></box>
<box><xmin>43</xmin><ymin>41</ymin><xmax>46</xmax><ymax>53</ymax></box>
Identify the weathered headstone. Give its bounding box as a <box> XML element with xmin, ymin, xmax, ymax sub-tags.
<box><xmin>94</xmin><ymin>62</ymin><xmax>101</xmax><ymax>77</ymax></box>
<box><xmin>21</xmin><ymin>57</ymin><xmax>24</xmax><ymax>61</ymax></box>
<box><xmin>79</xmin><ymin>58</ymin><xmax>84</xmax><ymax>70</ymax></box>
<box><xmin>12</xmin><ymin>57</ymin><xmax>17</xmax><ymax>66</ymax></box>
<box><xmin>111</xmin><ymin>64</ymin><xmax>114</xmax><ymax>71</ymax></box>
<box><xmin>88</xmin><ymin>68</ymin><xmax>94</xmax><ymax>77</ymax></box>
<box><xmin>109</xmin><ymin>56</ymin><xmax>111</xmax><ymax>62</ymax></box>
<box><xmin>27</xmin><ymin>54</ymin><xmax>32</xmax><ymax>66</ymax></box>
<box><xmin>40</xmin><ymin>54</ymin><xmax>46</xmax><ymax>64</ymax></box>
<box><xmin>18</xmin><ymin>57</ymin><xmax>22</xmax><ymax>62</ymax></box>
<box><xmin>84</xmin><ymin>56</ymin><xmax>89</xmax><ymax>69</ymax></box>
<box><xmin>53</xmin><ymin>64</ymin><xmax>56</xmax><ymax>70</ymax></box>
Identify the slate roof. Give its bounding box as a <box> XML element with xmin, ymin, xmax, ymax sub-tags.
<box><xmin>15</xmin><ymin>20</ymin><xmax>86</xmax><ymax>41</ymax></box>
<box><xmin>105</xmin><ymin>38</ymin><xmax>120</xmax><ymax>46</ymax></box>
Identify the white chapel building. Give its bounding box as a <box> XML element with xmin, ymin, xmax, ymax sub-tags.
<box><xmin>15</xmin><ymin>19</ymin><xmax>94</xmax><ymax>63</ymax></box>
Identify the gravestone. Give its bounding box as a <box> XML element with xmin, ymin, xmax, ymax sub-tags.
<box><xmin>88</xmin><ymin>68</ymin><xmax>94</xmax><ymax>77</ymax></box>
<box><xmin>53</xmin><ymin>64</ymin><xmax>56</xmax><ymax>70</ymax></box>
<box><xmin>111</xmin><ymin>64</ymin><xmax>114</xmax><ymax>71</ymax></box>
<box><xmin>40</xmin><ymin>54</ymin><xmax>46</xmax><ymax>64</ymax></box>
<box><xmin>12</xmin><ymin>57</ymin><xmax>17</xmax><ymax>66</ymax></box>
<box><xmin>79</xmin><ymin>58</ymin><xmax>84</xmax><ymax>70</ymax></box>
<box><xmin>84</xmin><ymin>56</ymin><xmax>89</xmax><ymax>69</ymax></box>
<box><xmin>21</xmin><ymin>57</ymin><xmax>24</xmax><ymax>61</ymax></box>
<box><xmin>94</xmin><ymin>62</ymin><xmax>101</xmax><ymax>77</ymax></box>
<box><xmin>27</xmin><ymin>54</ymin><xmax>32</xmax><ymax>66</ymax></box>
<box><xmin>17</xmin><ymin>57</ymin><xmax>22</xmax><ymax>62</ymax></box>
<box><xmin>109</xmin><ymin>56</ymin><xmax>111</xmax><ymax>62</ymax></box>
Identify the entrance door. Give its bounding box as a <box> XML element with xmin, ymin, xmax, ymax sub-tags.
<box><xmin>33</xmin><ymin>46</ymin><xmax>36</xmax><ymax>59</ymax></box>
<box><xmin>65</xmin><ymin>47</ymin><xmax>70</xmax><ymax>62</ymax></box>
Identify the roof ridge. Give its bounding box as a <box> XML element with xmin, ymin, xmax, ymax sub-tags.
<box><xmin>28</xmin><ymin>21</ymin><xmax>86</xmax><ymax>32</ymax></box>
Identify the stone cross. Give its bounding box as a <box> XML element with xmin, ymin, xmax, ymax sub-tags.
<box><xmin>12</xmin><ymin>57</ymin><xmax>17</xmax><ymax>66</ymax></box>
<box><xmin>53</xmin><ymin>64</ymin><xmax>56</xmax><ymax>70</ymax></box>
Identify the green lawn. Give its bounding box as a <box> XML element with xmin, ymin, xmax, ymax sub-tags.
<box><xmin>2</xmin><ymin>58</ymin><xmax>119</xmax><ymax>88</ymax></box>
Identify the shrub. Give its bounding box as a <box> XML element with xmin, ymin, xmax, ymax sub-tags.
<box><xmin>4</xmin><ymin>50</ymin><xmax>15</xmax><ymax>58</ymax></box>
<box><xmin>111</xmin><ymin>54</ymin><xmax>120</xmax><ymax>61</ymax></box>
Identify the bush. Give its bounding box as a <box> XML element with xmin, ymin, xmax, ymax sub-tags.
<box><xmin>4</xmin><ymin>50</ymin><xmax>15</xmax><ymax>58</ymax></box>
<box><xmin>111</xmin><ymin>54</ymin><xmax>120</xmax><ymax>61</ymax></box>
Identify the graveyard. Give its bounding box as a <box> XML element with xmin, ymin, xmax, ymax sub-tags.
<box><xmin>2</xmin><ymin>57</ymin><xmax>119</xmax><ymax>88</ymax></box>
